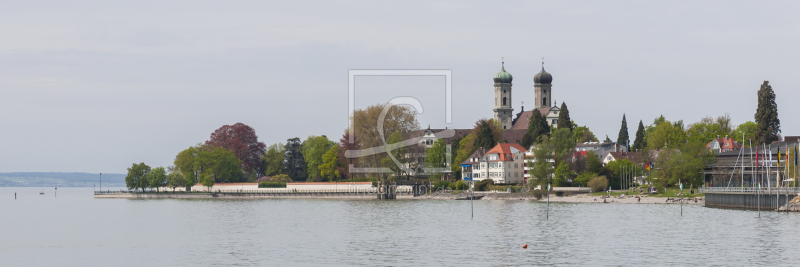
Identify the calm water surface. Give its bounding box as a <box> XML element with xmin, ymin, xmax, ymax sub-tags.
<box><xmin>2</xmin><ymin>187</ymin><xmax>800</xmax><ymax>266</ymax></box>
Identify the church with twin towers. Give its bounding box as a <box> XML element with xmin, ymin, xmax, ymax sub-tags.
<box><xmin>493</xmin><ymin>59</ymin><xmax>561</xmax><ymax>131</ymax></box>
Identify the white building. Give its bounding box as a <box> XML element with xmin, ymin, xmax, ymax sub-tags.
<box><xmin>461</xmin><ymin>143</ymin><xmax>527</xmax><ymax>184</ymax></box>
<box><xmin>576</xmin><ymin>142</ymin><xmax>627</xmax><ymax>160</ymax></box>
<box><xmin>523</xmin><ymin>145</ymin><xmax>556</xmax><ymax>184</ymax></box>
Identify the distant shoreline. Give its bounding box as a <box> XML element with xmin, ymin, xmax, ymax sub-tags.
<box><xmin>93</xmin><ymin>191</ymin><xmax>704</xmax><ymax>204</ymax></box>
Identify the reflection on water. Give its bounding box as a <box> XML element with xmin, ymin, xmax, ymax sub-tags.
<box><xmin>2</xmin><ymin>187</ymin><xmax>800</xmax><ymax>266</ymax></box>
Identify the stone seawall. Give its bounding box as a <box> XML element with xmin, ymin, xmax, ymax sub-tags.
<box><xmin>94</xmin><ymin>193</ymin><xmax>417</xmax><ymax>199</ymax></box>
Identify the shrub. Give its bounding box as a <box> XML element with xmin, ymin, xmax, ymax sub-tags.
<box><xmin>532</xmin><ymin>190</ymin><xmax>543</xmax><ymax>200</ymax></box>
<box><xmin>574</xmin><ymin>172</ymin><xmax>596</xmax><ymax>187</ymax></box>
<box><xmin>433</xmin><ymin>180</ymin><xmax>450</xmax><ymax>190</ymax></box>
<box><xmin>474</xmin><ymin>179</ymin><xmax>494</xmax><ymax>191</ymax></box>
<box><xmin>259</xmin><ymin>182</ymin><xmax>287</xmax><ymax>188</ymax></box>
<box><xmin>451</xmin><ymin>181</ymin><xmax>469</xmax><ymax>190</ymax></box>
<box><xmin>588</xmin><ymin>176</ymin><xmax>608</xmax><ymax>192</ymax></box>
<box><xmin>270</xmin><ymin>174</ymin><xmax>292</xmax><ymax>183</ymax></box>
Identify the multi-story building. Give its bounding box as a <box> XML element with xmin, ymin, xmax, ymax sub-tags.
<box><xmin>461</xmin><ymin>143</ymin><xmax>527</xmax><ymax>184</ymax></box>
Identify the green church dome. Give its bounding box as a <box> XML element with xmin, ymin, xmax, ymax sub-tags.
<box><xmin>493</xmin><ymin>62</ymin><xmax>513</xmax><ymax>84</ymax></box>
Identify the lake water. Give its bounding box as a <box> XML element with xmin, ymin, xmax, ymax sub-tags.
<box><xmin>3</xmin><ymin>187</ymin><xmax>800</xmax><ymax>266</ymax></box>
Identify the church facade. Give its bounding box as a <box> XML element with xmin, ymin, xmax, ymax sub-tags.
<box><xmin>492</xmin><ymin>61</ymin><xmax>561</xmax><ymax>131</ymax></box>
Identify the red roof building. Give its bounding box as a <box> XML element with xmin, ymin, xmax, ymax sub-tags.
<box><xmin>707</xmin><ymin>136</ymin><xmax>742</xmax><ymax>153</ymax></box>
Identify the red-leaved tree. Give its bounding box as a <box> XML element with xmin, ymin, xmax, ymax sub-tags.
<box><xmin>206</xmin><ymin>123</ymin><xmax>267</xmax><ymax>175</ymax></box>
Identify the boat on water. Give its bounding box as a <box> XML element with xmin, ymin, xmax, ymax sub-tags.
<box><xmin>39</xmin><ymin>178</ymin><xmax>45</xmax><ymax>195</ymax></box>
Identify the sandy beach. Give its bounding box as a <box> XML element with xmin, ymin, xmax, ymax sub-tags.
<box><xmin>542</xmin><ymin>194</ymin><xmax>704</xmax><ymax>205</ymax></box>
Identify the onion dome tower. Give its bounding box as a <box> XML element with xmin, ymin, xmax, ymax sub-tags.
<box><xmin>493</xmin><ymin>59</ymin><xmax>514</xmax><ymax>130</ymax></box>
<box><xmin>534</xmin><ymin>60</ymin><xmax>553</xmax><ymax>109</ymax></box>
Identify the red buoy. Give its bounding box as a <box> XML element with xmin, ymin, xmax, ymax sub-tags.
<box><xmin>522</xmin><ymin>244</ymin><xmax>528</xmax><ymax>249</ymax></box>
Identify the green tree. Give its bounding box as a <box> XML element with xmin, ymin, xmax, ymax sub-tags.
<box><xmin>686</xmin><ymin>115</ymin><xmax>732</xmax><ymax>144</ymax></box>
<box><xmin>166</xmin><ymin>169</ymin><xmax>186</xmax><ymax>192</ymax></box>
<box><xmin>732</xmin><ymin>121</ymin><xmax>757</xmax><ymax>147</ymax></box>
<box><xmin>528</xmin><ymin>137</ymin><xmax>554</xmax><ymax>186</ymax></box>
<box><xmin>603</xmin><ymin>135</ymin><xmax>612</xmax><ymax>143</ymax></box>
<box><xmin>320</xmin><ymin>146</ymin><xmax>342</xmax><ymax>181</ymax></box>
<box><xmin>205</xmin><ymin>146</ymin><xmax>244</xmax><ymax>183</ymax></box>
<box><xmin>426</xmin><ymin>139</ymin><xmax>449</xmax><ymax>179</ymax></box>
<box><xmin>522</xmin><ymin>110</ymin><xmax>550</xmax><ymax>148</ymax></box>
<box><xmin>654</xmin><ymin>140</ymin><xmax>716</xmax><ymax>187</ymax></box>
<box><xmin>573</xmin><ymin>123</ymin><xmax>598</xmax><ymax>143</ymax></box>
<box><xmin>631</xmin><ymin>120</ymin><xmax>647</xmax><ymax>151</ymax></box>
<box><xmin>284</xmin><ymin>137</ymin><xmax>306</xmax><ymax>181</ymax></box>
<box><xmin>557</xmin><ymin>102</ymin><xmax>572</xmax><ymax>131</ymax></box>
<box><xmin>302</xmin><ymin>135</ymin><xmax>336</xmax><ymax>180</ymax></box>
<box><xmin>551</xmin><ymin>128</ymin><xmax>576</xmax><ymax>163</ymax></box>
<box><xmin>148</xmin><ymin>167</ymin><xmax>167</xmax><ymax>192</ymax></box>
<box><xmin>453</xmin><ymin>132</ymin><xmax>477</xmax><ymax>175</ymax></box>
<box><xmin>125</xmin><ymin>162</ymin><xmax>151</xmax><ymax>191</ymax></box>
<box><xmin>617</xmin><ymin>114</ymin><xmax>629</xmax><ymax>149</ymax></box>
<box><xmin>200</xmin><ymin>173</ymin><xmax>215</xmax><ymax>190</ymax></box>
<box><xmin>553</xmin><ymin>162</ymin><xmax>573</xmax><ymax>187</ymax></box>
<box><xmin>754</xmin><ymin>81</ymin><xmax>781</xmax><ymax>145</ymax></box>
<box><xmin>586</xmin><ymin>150</ymin><xmax>604</xmax><ymax>175</ymax></box>
<box><xmin>174</xmin><ymin>145</ymin><xmax>203</xmax><ymax>185</ymax></box>
<box><xmin>646</xmin><ymin>118</ymin><xmax>687</xmax><ymax>150</ymax></box>
<box><xmin>452</xmin><ymin>119</ymin><xmax>504</xmax><ymax>177</ymax></box>
<box><xmin>475</xmin><ymin>119</ymin><xmax>498</xmax><ymax>151</ymax></box>
<box><xmin>605</xmin><ymin>159</ymin><xmax>634</xmax><ymax>189</ymax></box>
<box><xmin>262</xmin><ymin>143</ymin><xmax>285</xmax><ymax>177</ymax></box>
<box><xmin>574</xmin><ymin>172</ymin><xmax>597</xmax><ymax>187</ymax></box>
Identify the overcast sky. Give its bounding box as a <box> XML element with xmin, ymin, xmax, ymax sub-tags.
<box><xmin>2</xmin><ymin>1</ymin><xmax>799</xmax><ymax>173</ymax></box>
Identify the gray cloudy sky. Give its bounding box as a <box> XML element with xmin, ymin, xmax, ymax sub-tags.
<box><xmin>2</xmin><ymin>1</ymin><xmax>799</xmax><ymax>173</ymax></box>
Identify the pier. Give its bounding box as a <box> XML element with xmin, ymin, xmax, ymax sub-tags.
<box><xmin>702</xmin><ymin>187</ymin><xmax>799</xmax><ymax>210</ymax></box>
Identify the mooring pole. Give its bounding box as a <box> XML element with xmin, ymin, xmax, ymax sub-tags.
<box><xmin>547</xmin><ymin>183</ymin><xmax>550</xmax><ymax>220</ymax></box>
<box><xmin>680</xmin><ymin>182</ymin><xmax>683</xmax><ymax>217</ymax></box>
<box><xmin>471</xmin><ymin>181</ymin><xmax>474</xmax><ymax>218</ymax></box>
<box><xmin>758</xmin><ymin>183</ymin><xmax>761</xmax><ymax>218</ymax></box>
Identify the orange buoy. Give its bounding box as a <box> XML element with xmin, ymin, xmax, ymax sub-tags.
<box><xmin>522</xmin><ymin>244</ymin><xmax>528</xmax><ymax>249</ymax></box>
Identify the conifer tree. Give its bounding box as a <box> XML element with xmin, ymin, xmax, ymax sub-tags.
<box><xmin>755</xmin><ymin>81</ymin><xmax>781</xmax><ymax>145</ymax></box>
<box><xmin>283</xmin><ymin>137</ymin><xmax>306</xmax><ymax>181</ymax></box>
<box><xmin>521</xmin><ymin>109</ymin><xmax>550</xmax><ymax>148</ymax></box>
<box><xmin>475</xmin><ymin>120</ymin><xmax>497</xmax><ymax>150</ymax></box>
<box><xmin>617</xmin><ymin>114</ymin><xmax>629</xmax><ymax>149</ymax></box>
<box><xmin>604</xmin><ymin>135</ymin><xmax>612</xmax><ymax>143</ymax></box>
<box><xmin>631</xmin><ymin>120</ymin><xmax>647</xmax><ymax>151</ymax></box>
<box><xmin>557</xmin><ymin>102</ymin><xmax>572</xmax><ymax>131</ymax></box>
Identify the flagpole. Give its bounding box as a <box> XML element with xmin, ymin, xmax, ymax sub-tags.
<box><xmin>750</xmin><ymin>140</ymin><xmax>753</xmax><ymax>187</ymax></box>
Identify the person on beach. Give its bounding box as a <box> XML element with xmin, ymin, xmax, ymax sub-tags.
<box><xmin>637</xmin><ymin>196</ymin><xmax>640</xmax><ymax>203</ymax></box>
<box><xmin>594</xmin><ymin>197</ymin><xmax>597</xmax><ymax>202</ymax></box>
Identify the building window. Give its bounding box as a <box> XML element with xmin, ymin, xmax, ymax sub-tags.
<box><xmin>503</xmin><ymin>97</ymin><xmax>507</xmax><ymax>106</ymax></box>
<box><xmin>542</xmin><ymin>97</ymin><xmax>547</xmax><ymax>106</ymax></box>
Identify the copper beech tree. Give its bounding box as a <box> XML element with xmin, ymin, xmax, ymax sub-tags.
<box><xmin>205</xmin><ymin>122</ymin><xmax>267</xmax><ymax>176</ymax></box>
